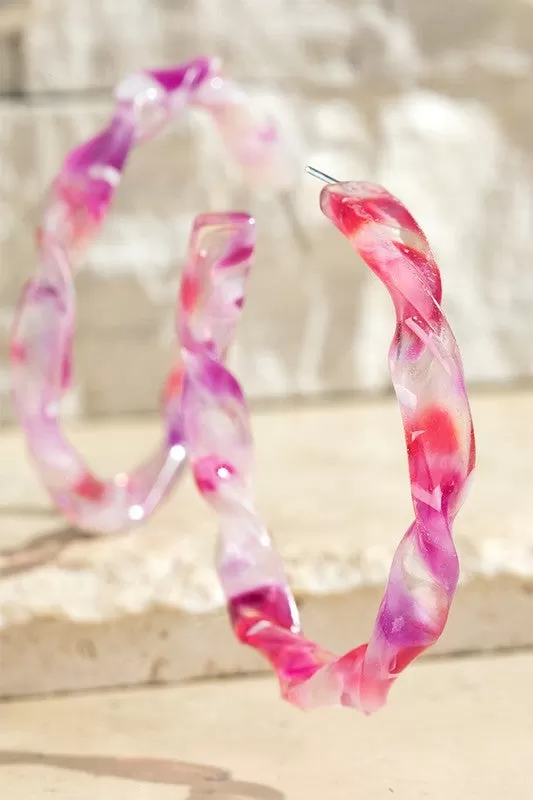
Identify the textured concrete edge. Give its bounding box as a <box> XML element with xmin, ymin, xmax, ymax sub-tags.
<box><xmin>0</xmin><ymin>576</ymin><xmax>531</xmax><ymax>698</ymax></box>
<box><xmin>0</xmin><ymin>531</ymin><xmax>531</xmax><ymax>626</ymax></box>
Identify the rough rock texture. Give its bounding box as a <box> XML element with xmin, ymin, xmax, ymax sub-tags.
<box><xmin>2</xmin><ymin>651</ymin><xmax>533</xmax><ymax>799</ymax></box>
<box><xmin>0</xmin><ymin>391</ymin><xmax>531</xmax><ymax>698</ymax></box>
<box><xmin>21</xmin><ymin>0</ymin><xmax>533</xmax><ymax>95</ymax></box>
<box><xmin>1</xmin><ymin>0</ymin><xmax>533</xmax><ymax>417</ymax></box>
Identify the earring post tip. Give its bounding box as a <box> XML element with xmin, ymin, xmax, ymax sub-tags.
<box><xmin>305</xmin><ymin>165</ymin><xmax>340</xmax><ymax>184</ymax></box>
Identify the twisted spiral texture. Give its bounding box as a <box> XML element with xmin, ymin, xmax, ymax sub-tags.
<box><xmin>184</xmin><ymin>180</ymin><xmax>476</xmax><ymax>713</ymax></box>
<box><xmin>10</xmin><ymin>57</ymin><xmax>290</xmax><ymax>533</ymax></box>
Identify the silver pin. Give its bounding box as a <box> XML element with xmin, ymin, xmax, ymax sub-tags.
<box><xmin>305</xmin><ymin>165</ymin><xmax>340</xmax><ymax>184</ymax></box>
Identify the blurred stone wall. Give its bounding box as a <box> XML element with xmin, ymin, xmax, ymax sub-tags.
<box><xmin>2</xmin><ymin>0</ymin><xmax>533</xmax><ymax>421</ymax></box>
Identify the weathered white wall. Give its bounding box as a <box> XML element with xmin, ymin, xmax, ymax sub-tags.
<box><xmin>2</xmin><ymin>0</ymin><xmax>533</xmax><ymax>420</ymax></box>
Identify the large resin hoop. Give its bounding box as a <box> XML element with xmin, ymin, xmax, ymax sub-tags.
<box><xmin>10</xmin><ymin>57</ymin><xmax>289</xmax><ymax>534</ymax></box>
<box><xmin>181</xmin><ymin>174</ymin><xmax>476</xmax><ymax>714</ymax></box>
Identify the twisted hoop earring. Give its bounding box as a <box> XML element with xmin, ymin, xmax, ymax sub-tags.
<box><xmin>181</xmin><ymin>166</ymin><xmax>476</xmax><ymax>714</ymax></box>
<box><xmin>10</xmin><ymin>57</ymin><xmax>290</xmax><ymax>534</ymax></box>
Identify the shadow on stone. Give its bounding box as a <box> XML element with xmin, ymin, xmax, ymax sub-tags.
<box><xmin>0</xmin><ymin>750</ymin><xmax>285</xmax><ymax>798</ymax></box>
<box><xmin>0</xmin><ymin>524</ymin><xmax>86</xmax><ymax>577</ymax></box>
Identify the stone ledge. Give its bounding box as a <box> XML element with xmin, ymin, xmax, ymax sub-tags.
<box><xmin>0</xmin><ymin>390</ymin><xmax>532</xmax><ymax>696</ymax></box>
<box><xmin>1</xmin><ymin>651</ymin><xmax>532</xmax><ymax>799</ymax></box>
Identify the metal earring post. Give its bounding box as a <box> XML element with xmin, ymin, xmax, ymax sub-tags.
<box><xmin>305</xmin><ymin>165</ymin><xmax>340</xmax><ymax>184</ymax></box>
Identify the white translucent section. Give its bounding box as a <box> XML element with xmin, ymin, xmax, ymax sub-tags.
<box><xmin>395</xmin><ymin>382</ymin><xmax>417</xmax><ymax>411</ymax></box>
<box><xmin>41</xmin><ymin>195</ymin><xmax>77</xmax><ymax>254</ymax></box>
<box><xmin>87</xmin><ymin>165</ymin><xmax>121</xmax><ymax>186</ymax></box>
<box><xmin>217</xmin><ymin>508</ymin><xmax>289</xmax><ymax>597</ymax></box>
<box><xmin>13</xmin><ymin>296</ymin><xmax>66</xmax><ymax>420</ymax></box>
<box><xmin>74</xmin><ymin>484</ymin><xmax>132</xmax><ymax>532</ymax></box>
<box><xmin>288</xmin><ymin>662</ymin><xmax>344</xmax><ymax>710</ymax></box>
<box><xmin>193</xmin><ymin>74</ymin><xmax>247</xmax><ymax>111</ymax></box>
<box><xmin>183</xmin><ymin>378</ymin><xmax>252</xmax><ymax>478</ymax></box>
<box><xmin>115</xmin><ymin>71</ymin><xmax>162</xmax><ymax>103</ymax></box>
<box><xmin>411</xmin><ymin>483</ymin><xmax>443</xmax><ymax>512</ymax></box>
<box><xmin>193</xmin><ymin>75</ymin><xmax>296</xmax><ymax>189</ymax></box>
<box><xmin>115</xmin><ymin>71</ymin><xmax>170</xmax><ymax>143</ymax></box>
<box><xmin>31</xmin><ymin>430</ymin><xmax>85</xmax><ymax>491</ymax></box>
